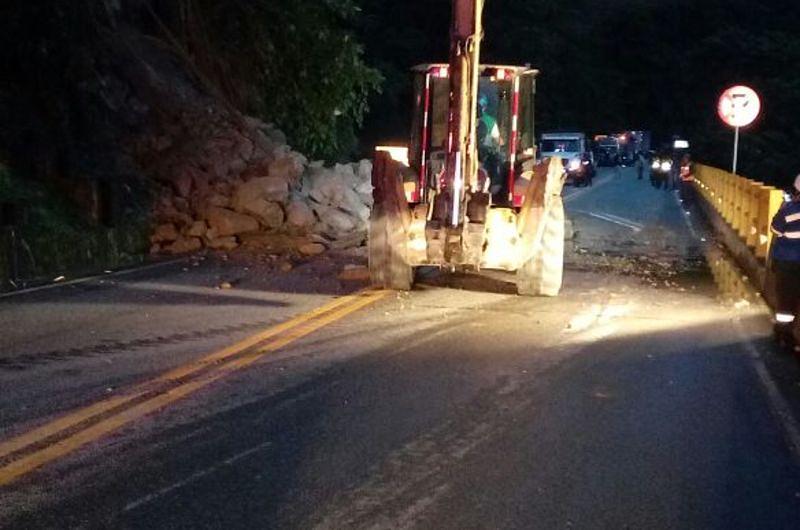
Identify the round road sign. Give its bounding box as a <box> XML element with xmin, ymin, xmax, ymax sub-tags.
<box><xmin>717</xmin><ymin>85</ymin><xmax>761</xmax><ymax>128</ymax></box>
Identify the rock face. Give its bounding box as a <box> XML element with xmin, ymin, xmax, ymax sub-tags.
<box><xmin>205</xmin><ymin>207</ymin><xmax>259</xmax><ymax>237</ymax></box>
<box><xmin>232</xmin><ymin>177</ymin><xmax>289</xmax><ymax>207</ymax></box>
<box><xmin>151</xmin><ymin>223</ymin><xmax>179</xmax><ymax>244</ymax></box>
<box><xmin>186</xmin><ymin>220</ymin><xmax>207</xmax><ymax>238</ymax></box>
<box><xmin>165</xmin><ymin>237</ymin><xmax>202</xmax><ymax>255</ymax></box>
<box><xmin>285</xmin><ymin>200</ymin><xmax>315</xmax><ymax>229</ymax></box>
<box><xmin>150</xmin><ymin>120</ymin><xmax>373</xmax><ymax>255</ymax></box>
<box><xmin>298</xmin><ymin>242</ymin><xmax>326</xmax><ymax>256</ymax></box>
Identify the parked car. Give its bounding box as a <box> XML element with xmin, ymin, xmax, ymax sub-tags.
<box><xmin>564</xmin><ymin>151</ymin><xmax>595</xmax><ymax>187</ymax></box>
<box><xmin>540</xmin><ymin>132</ymin><xmax>594</xmax><ymax>187</ymax></box>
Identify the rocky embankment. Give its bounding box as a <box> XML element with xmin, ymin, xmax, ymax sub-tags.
<box><xmin>149</xmin><ymin>118</ymin><xmax>372</xmax><ymax>258</ymax></box>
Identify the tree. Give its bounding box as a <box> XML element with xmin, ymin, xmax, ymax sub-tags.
<box><xmin>172</xmin><ymin>0</ymin><xmax>382</xmax><ymax>160</ymax></box>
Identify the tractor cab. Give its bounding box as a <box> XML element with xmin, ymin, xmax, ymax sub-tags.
<box><xmin>400</xmin><ymin>64</ymin><xmax>539</xmax><ymax>208</ymax></box>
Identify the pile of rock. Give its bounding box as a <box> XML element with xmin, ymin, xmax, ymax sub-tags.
<box><xmin>298</xmin><ymin>160</ymin><xmax>373</xmax><ymax>249</ymax></box>
<box><xmin>149</xmin><ymin>118</ymin><xmax>373</xmax><ymax>256</ymax></box>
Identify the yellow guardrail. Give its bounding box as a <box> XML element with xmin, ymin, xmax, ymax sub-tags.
<box><xmin>694</xmin><ymin>165</ymin><xmax>786</xmax><ymax>260</ymax></box>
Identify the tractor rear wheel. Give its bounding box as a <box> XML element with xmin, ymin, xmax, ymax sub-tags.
<box><xmin>368</xmin><ymin>151</ymin><xmax>413</xmax><ymax>291</ymax></box>
<box><xmin>516</xmin><ymin>258</ymin><xmax>539</xmax><ymax>297</ymax></box>
<box><xmin>368</xmin><ymin>205</ymin><xmax>413</xmax><ymax>290</ymax></box>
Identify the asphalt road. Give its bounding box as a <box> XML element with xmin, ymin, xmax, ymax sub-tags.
<box><xmin>2</xmin><ymin>167</ymin><xmax>800</xmax><ymax>529</ymax></box>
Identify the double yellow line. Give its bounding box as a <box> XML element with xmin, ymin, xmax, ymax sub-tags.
<box><xmin>0</xmin><ymin>289</ymin><xmax>388</xmax><ymax>487</ymax></box>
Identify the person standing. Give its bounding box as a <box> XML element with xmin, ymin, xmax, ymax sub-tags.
<box><xmin>770</xmin><ymin>174</ymin><xmax>800</xmax><ymax>322</ymax></box>
<box><xmin>636</xmin><ymin>151</ymin><xmax>644</xmax><ymax>180</ymax></box>
<box><xmin>477</xmin><ymin>93</ymin><xmax>503</xmax><ymax>194</ymax></box>
<box><xmin>678</xmin><ymin>154</ymin><xmax>694</xmax><ymax>205</ymax></box>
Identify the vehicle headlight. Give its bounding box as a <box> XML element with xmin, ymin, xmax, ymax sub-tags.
<box><xmin>651</xmin><ymin>160</ymin><xmax>660</xmax><ymax>170</ymax></box>
<box><xmin>660</xmin><ymin>160</ymin><xmax>673</xmax><ymax>172</ymax></box>
<box><xmin>568</xmin><ymin>159</ymin><xmax>581</xmax><ymax>171</ymax></box>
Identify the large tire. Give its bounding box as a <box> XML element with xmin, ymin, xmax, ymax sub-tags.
<box><xmin>516</xmin><ymin>257</ymin><xmax>539</xmax><ymax>296</ymax></box>
<box><xmin>368</xmin><ymin>205</ymin><xmax>413</xmax><ymax>290</ymax></box>
<box><xmin>774</xmin><ymin>323</ymin><xmax>796</xmax><ymax>355</ymax></box>
<box><xmin>368</xmin><ymin>206</ymin><xmax>388</xmax><ymax>287</ymax></box>
<box><xmin>516</xmin><ymin>158</ymin><xmax>565</xmax><ymax>297</ymax></box>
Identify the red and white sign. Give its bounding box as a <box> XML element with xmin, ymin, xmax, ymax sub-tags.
<box><xmin>717</xmin><ymin>85</ymin><xmax>761</xmax><ymax>128</ymax></box>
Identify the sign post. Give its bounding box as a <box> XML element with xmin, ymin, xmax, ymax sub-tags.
<box><xmin>717</xmin><ymin>85</ymin><xmax>761</xmax><ymax>174</ymax></box>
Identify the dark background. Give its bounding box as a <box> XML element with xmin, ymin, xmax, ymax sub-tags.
<box><xmin>1</xmin><ymin>0</ymin><xmax>799</xmax><ymax>189</ymax></box>
<box><xmin>358</xmin><ymin>0</ymin><xmax>800</xmax><ymax>187</ymax></box>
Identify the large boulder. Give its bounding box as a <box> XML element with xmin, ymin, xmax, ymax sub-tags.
<box><xmin>206</xmin><ymin>235</ymin><xmax>239</xmax><ymax>251</ymax></box>
<box><xmin>269</xmin><ymin>153</ymin><xmax>305</xmax><ymax>183</ymax></box>
<box><xmin>285</xmin><ymin>200</ymin><xmax>315</xmax><ymax>229</ymax></box>
<box><xmin>154</xmin><ymin>200</ymin><xmax>193</xmax><ymax>227</ymax></box>
<box><xmin>165</xmin><ymin>236</ymin><xmax>202</xmax><ymax>255</ymax></box>
<box><xmin>315</xmin><ymin>206</ymin><xmax>358</xmax><ymax>235</ymax></box>
<box><xmin>244</xmin><ymin>199</ymin><xmax>284</xmax><ymax>229</ymax></box>
<box><xmin>150</xmin><ymin>223</ymin><xmax>180</xmax><ymax>243</ymax></box>
<box><xmin>205</xmin><ymin>207</ymin><xmax>259</xmax><ymax>237</ymax></box>
<box><xmin>185</xmin><ymin>220</ymin><xmax>207</xmax><ymax>238</ymax></box>
<box><xmin>354</xmin><ymin>160</ymin><xmax>374</xmax><ymax>204</ymax></box>
<box><xmin>205</xmin><ymin>193</ymin><xmax>230</xmax><ymax>209</ymax></box>
<box><xmin>298</xmin><ymin>242</ymin><xmax>326</xmax><ymax>256</ymax></box>
<box><xmin>151</xmin><ymin>223</ymin><xmax>179</xmax><ymax>243</ymax></box>
<box><xmin>233</xmin><ymin>177</ymin><xmax>289</xmax><ymax>209</ymax></box>
<box><xmin>297</xmin><ymin>159</ymin><xmax>375</xmax><ymax>248</ymax></box>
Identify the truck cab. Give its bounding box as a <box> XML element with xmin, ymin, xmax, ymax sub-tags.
<box><xmin>594</xmin><ymin>135</ymin><xmax>621</xmax><ymax>167</ymax></box>
<box><xmin>540</xmin><ymin>132</ymin><xmax>594</xmax><ymax>186</ymax></box>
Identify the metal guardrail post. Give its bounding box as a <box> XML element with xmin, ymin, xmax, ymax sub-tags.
<box><xmin>746</xmin><ymin>181</ymin><xmax>762</xmax><ymax>248</ymax></box>
<box><xmin>736</xmin><ymin>177</ymin><xmax>750</xmax><ymax>241</ymax></box>
<box><xmin>732</xmin><ymin>177</ymin><xmax>741</xmax><ymax>231</ymax></box>
<box><xmin>737</xmin><ymin>177</ymin><xmax>749</xmax><ymax>240</ymax></box>
<box><xmin>756</xmin><ymin>186</ymin><xmax>773</xmax><ymax>259</ymax></box>
<box><xmin>736</xmin><ymin>176</ymin><xmax>747</xmax><ymax>232</ymax></box>
<box><xmin>723</xmin><ymin>173</ymin><xmax>733</xmax><ymax>222</ymax></box>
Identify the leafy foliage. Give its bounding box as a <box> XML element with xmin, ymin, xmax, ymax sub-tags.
<box><xmin>174</xmin><ymin>0</ymin><xmax>382</xmax><ymax>160</ymax></box>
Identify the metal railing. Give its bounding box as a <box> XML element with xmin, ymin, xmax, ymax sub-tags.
<box><xmin>694</xmin><ymin>165</ymin><xmax>786</xmax><ymax>260</ymax></box>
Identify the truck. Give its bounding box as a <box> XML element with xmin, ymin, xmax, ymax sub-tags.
<box><xmin>593</xmin><ymin>135</ymin><xmax>621</xmax><ymax>167</ymax></box>
<box><xmin>540</xmin><ymin>132</ymin><xmax>594</xmax><ymax>187</ymax></box>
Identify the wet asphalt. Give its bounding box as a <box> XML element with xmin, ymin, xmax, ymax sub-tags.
<box><xmin>2</xmin><ymin>167</ymin><xmax>800</xmax><ymax>529</ymax></box>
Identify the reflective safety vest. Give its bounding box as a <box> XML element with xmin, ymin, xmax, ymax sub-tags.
<box><xmin>771</xmin><ymin>200</ymin><xmax>800</xmax><ymax>262</ymax></box>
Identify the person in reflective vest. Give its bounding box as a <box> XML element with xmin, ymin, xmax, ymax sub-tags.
<box><xmin>678</xmin><ymin>154</ymin><xmax>694</xmax><ymax>206</ymax></box>
<box><xmin>477</xmin><ymin>93</ymin><xmax>504</xmax><ymax>194</ymax></box>
<box><xmin>770</xmin><ymin>174</ymin><xmax>800</xmax><ymax>319</ymax></box>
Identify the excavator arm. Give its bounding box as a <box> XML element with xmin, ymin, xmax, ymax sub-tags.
<box><xmin>440</xmin><ymin>0</ymin><xmax>484</xmax><ymax>227</ymax></box>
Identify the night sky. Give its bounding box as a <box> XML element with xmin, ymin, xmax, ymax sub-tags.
<box><xmin>358</xmin><ymin>0</ymin><xmax>800</xmax><ymax>185</ymax></box>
